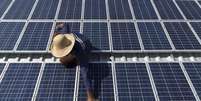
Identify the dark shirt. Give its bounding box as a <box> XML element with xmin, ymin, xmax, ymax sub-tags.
<box><xmin>55</xmin><ymin>24</ymin><xmax>92</xmax><ymax>90</ymax></box>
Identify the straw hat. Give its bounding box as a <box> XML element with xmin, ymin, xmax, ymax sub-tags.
<box><xmin>51</xmin><ymin>34</ymin><xmax>75</xmax><ymax>58</ymax></box>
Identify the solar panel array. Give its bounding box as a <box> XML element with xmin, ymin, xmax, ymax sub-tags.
<box><xmin>0</xmin><ymin>0</ymin><xmax>201</xmax><ymax>52</ymax></box>
<box><xmin>1</xmin><ymin>0</ymin><xmax>201</xmax><ymax>101</ymax></box>
<box><xmin>0</xmin><ymin>62</ymin><xmax>201</xmax><ymax>101</ymax></box>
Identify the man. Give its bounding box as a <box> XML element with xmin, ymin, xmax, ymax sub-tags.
<box><xmin>50</xmin><ymin>22</ymin><xmax>95</xmax><ymax>101</ymax></box>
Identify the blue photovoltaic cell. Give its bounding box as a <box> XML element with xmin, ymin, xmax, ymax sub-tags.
<box><xmin>83</xmin><ymin>22</ymin><xmax>109</xmax><ymax>50</ymax></box>
<box><xmin>17</xmin><ymin>22</ymin><xmax>53</xmax><ymax>51</ymax></box>
<box><xmin>164</xmin><ymin>22</ymin><xmax>201</xmax><ymax>49</ymax></box>
<box><xmin>84</xmin><ymin>0</ymin><xmax>106</xmax><ymax>19</ymax></box>
<box><xmin>0</xmin><ymin>63</ymin><xmax>5</xmax><ymax>74</ymax></box>
<box><xmin>78</xmin><ymin>63</ymin><xmax>114</xmax><ymax>101</ymax></box>
<box><xmin>4</xmin><ymin>0</ymin><xmax>35</xmax><ymax>19</ymax></box>
<box><xmin>183</xmin><ymin>63</ymin><xmax>201</xmax><ymax>100</ymax></box>
<box><xmin>149</xmin><ymin>63</ymin><xmax>196</xmax><ymax>101</ymax></box>
<box><xmin>138</xmin><ymin>22</ymin><xmax>172</xmax><ymax>50</ymax></box>
<box><xmin>154</xmin><ymin>0</ymin><xmax>183</xmax><ymax>19</ymax></box>
<box><xmin>36</xmin><ymin>63</ymin><xmax>76</xmax><ymax>101</ymax></box>
<box><xmin>199</xmin><ymin>1</ymin><xmax>201</xmax><ymax>6</ymax></box>
<box><xmin>0</xmin><ymin>63</ymin><xmax>41</xmax><ymax>101</ymax></box>
<box><xmin>108</xmin><ymin>0</ymin><xmax>132</xmax><ymax>19</ymax></box>
<box><xmin>111</xmin><ymin>22</ymin><xmax>141</xmax><ymax>50</ymax></box>
<box><xmin>0</xmin><ymin>22</ymin><xmax>25</xmax><ymax>50</ymax></box>
<box><xmin>115</xmin><ymin>63</ymin><xmax>155</xmax><ymax>101</ymax></box>
<box><xmin>0</xmin><ymin>0</ymin><xmax>12</xmax><ymax>18</ymax></box>
<box><xmin>190</xmin><ymin>22</ymin><xmax>201</xmax><ymax>41</ymax></box>
<box><xmin>31</xmin><ymin>0</ymin><xmax>59</xmax><ymax>19</ymax></box>
<box><xmin>131</xmin><ymin>0</ymin><xmax>158</xmax><ymax>19</ymax></box>
<box><xmin>176</xmin><ymin>1</ymin><xmax>201</xmax><ymax>19</ymax></box>
<box><xmin>58</xmin><ymin>0</ymin><xmax>82</xmax><ymax>19</ymax></box>
<box><xmin>183</xmin><ymin>63</ymin><xmax>201</xmax><ymax>99</ymax></box>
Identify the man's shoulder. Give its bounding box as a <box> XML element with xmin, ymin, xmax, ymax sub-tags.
<box><xmin>73</xmin><ymin>32</ymin><xmax>88</xmax><ymax>41</ymax></box>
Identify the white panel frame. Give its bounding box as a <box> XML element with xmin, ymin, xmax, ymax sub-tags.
<box><xmin>0</xmin><ymin>62</ymin><xmax>9</xmax><ymax>83</ymax></box>
<box><xmin>150</xmin><ymin>0</ymin><xmax>176</xmax><ymax>50</ymax></box>
<box><xmin>0</xmin><ymin>0</ymin><xmax>15</xmax><ymax>20</ymax></box>
<box><xmin>31</xmin><ymin>62</ymin><xmax>45</xmax><ymax>101</ymax></box>
<box><xmin>179</xmin><ymin>62</ymin><xmax>201</xmax><ymax>101</ymax></box>
<box><xmin>146</xmin><ymin>62</ymin><xmax>160</xmax><ymax>101</ymax></box>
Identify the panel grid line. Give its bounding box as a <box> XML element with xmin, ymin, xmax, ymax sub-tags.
<box><xmin>3</xmin><ymin>19</ymin><xmax>201</xmax><ymax>23</ymax></box>
<box><xmin>105</xmin><ymin>0</ymin><xmax>110</xmax><ymax>20</ymax></box>
<box><xmin>27</xmin><ymin>0</ymin><xmax>39</xmax><ymax>20</ymax></box>
<box><xmin>0</xmin><ymin>63</ymin><xmax>9</xmax><ymax>83</ymax></box>
<box><xmin>46</xmin><ymin>22</ymin><xmax>56</xmax><ymax>52</ymax></box>
<box><xmin>128</xmin><ymin>0</ymin><xmax>136</xmax><ymax>20</ymax></box>
<box><xmin>179</xmin><ymin>62</ymin><xmax>201</xmax><ymax>101</ymax></box>
<box><xmin>194</xmin><ymin>0</ymin><xmax>201</xmax><ymax>9</ymax></box>
<box><xmin>146</xmin><ymin>62</ymin><xmax>160</xmax><ymax>101</ymax></box>
<box><xmin>128</xmin><ymin>0</ymin><xmax>144</xmax><ymax>50</ymax></box>
<box><xmin>187</xmin><ymin>22</ymin><xmax>201</xmax><ymax>47</ymax></box>
<box><xmin>106</xmin><ymin>0</ymin><xmax>113</xmax><ymax>51</ymax></box>
<box><xmin>0</xmin><ymin>0</ymin><xmax>15</xmax><ymax>20</ymax></box>
<box><xmin>150</xmin><ymin>0</ymin><xmax>161</xmax><ymax>20</ymax></box>
<box><xmin>80</xmin><ymin>0</ymin><xmax>85</xmax><ymax>33</ymax></box>
<box><xmin>74</xmin><ymin>66</ymin><xmax>80</xmax><ymax>101</ymax></box>
<box><xmin>54</xmin><ymin>0</ymin><xmax>62</xmax><ymax>20</ymax></box>
<box><xmin>134</xmin><ymin>21</ymin><xmax>144</xmax><ymax>50</ymax></box>
<box><xmin>160</xmin><ymin>22</ymin><xmax>176</xmax><ymax>50</ymax></box>
<box><xmin>111</xmin><ymin>57</ymin><xmax>118</xmax><ymax>101</ymax></box>
<box><xmin>31</xmin><ymin>63</ymin><xmax>45</xmax><ymax>101</ymax></box>
<box><xmin>108</xmin><ymin>21</ymin><xmax>113</xmax><ymax>51</ymax></box>
<box><xmin>13</xmin><ymin>21</ymin><xmax>29</xmax><ymax>51</ymax></box>
<box><xmin>151</xmin><ymin>0</ymin><xmax>176</xmax><ymax>50</ymax></box>
<box><xmin>173</xmin><ymin>0</ymin><xmax>188</xmax><ymax>20</ymax></box>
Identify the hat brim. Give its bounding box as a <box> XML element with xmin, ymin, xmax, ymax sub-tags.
<box><xmin>51</xmin><ymin>34</ymin><xmax>75</xmax><ymax>58</ymax></box>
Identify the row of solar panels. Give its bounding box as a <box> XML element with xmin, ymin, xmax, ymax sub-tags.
<box><xmin>1</xmin><ymin>21</ymin><xmax>201</xmax><ymax>52</ymax></box>
<box><xmin>1</xmin><ymin>0</ymin><xmax>201</xmax><ymax>19</ymax></box>
<box><xmin>0</xmin><ymin>62</ymin><xmax>201</xmax><ymax>101</ymax></box>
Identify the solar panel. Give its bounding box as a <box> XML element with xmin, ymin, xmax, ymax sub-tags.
<box><xmin>149</xmin><ymin>63</ymin><xmax>196</xmax><ymax>101</ymax></box>
<box><xmin>31</xmin><ymin>0</ymin><xmax>59</xmax><ymax>19</ymax></box>
<box><xmin>138</xmin><ymin>22</ymin><xmax>172</xmax><ymax>50</ymax></box>
<box><xmin>111</xmin><ymin>22</ymin><xmax>141</xmax><ymax>50</ymax></box>
<box><xmin>0</xmin><ymin>0</ymin><xmax>11</xmax><ymax>18</ymax></box>
<box><xmin>58</xmin><ymin>0</ymin><xmax>82</xmax><ymax>19</ymax></box>
<box><xmin>17</xmin><ymin>22</ymin><xmax>53</xmax><ymax>51</ymax></box>
<box><xmin>36</xmin><ymin>63</ymin><xmax>76</xmax><ymax>101</ymax></box>
<box><xmin>176</xmin><ymin>1</ymin><xmax>201</xmax><ymax>19</ymax></box>
<box><xmin>78</xmin><ymin>63</ymin><xmax>114</xmax><ymax>101</ymax></box>
<box><xmin>4</xmin><ymin>0</ymin><xmax>36</xmax><ymax>19</ymax></box>
<box><xmin>0</xmin><ymin>22</ymin><xmax>25</xmax><ymax>50</ymax></box>
<box><xmin>183</xmin><ymin>63</ymin><xmax>201</xmax><ymax>100</ymax></box>
<box><xmin>0</xmin><ymin>63</ymin><xmax>41</xmax><ymax>100</ymax></box>
<box><xmin>154</xmin><ymin>0</ymin><xmax>183</xmax><ymax>19</ymax></box>
<box><xmin>164</xmin><ymin>22</ymin><xmax>201</xmax><ymax>50</ymax></box>
<box><xmin>108</xmin><ymin>0</ymin><xmax>132</xmax><ymax>19</ymax></box>
<box><xmin>83</xmin><ymin>22</ymin><xmax>109</xmax><ymax>50</ymax></box>
<box><xmin>131</xmin><ymin>0</ymin><xmax>158</xmax><ymax>19</ymax></box>
<box><xmin>84</xmin><ymin>0</ymin><xmax>106</xmax><ymax>19</ymax></box>
<box><xmin>1</xmin><ymin>0</ymin><xmax>201</xmax><ymax>100</ymax></box>
<box><xmin>115</xmin><ymin>63</ymin><xmax>155</xmax><ymax>101</ymax></box>
<box><xmin>190</xmin><ymin>22</ymin><xmax>201</xmax><ymax>41</ymax></box>
<box><xmin>0</xmin><ymin>63</ymin><xmax>5</xmax><ymax>74</ymax></box>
